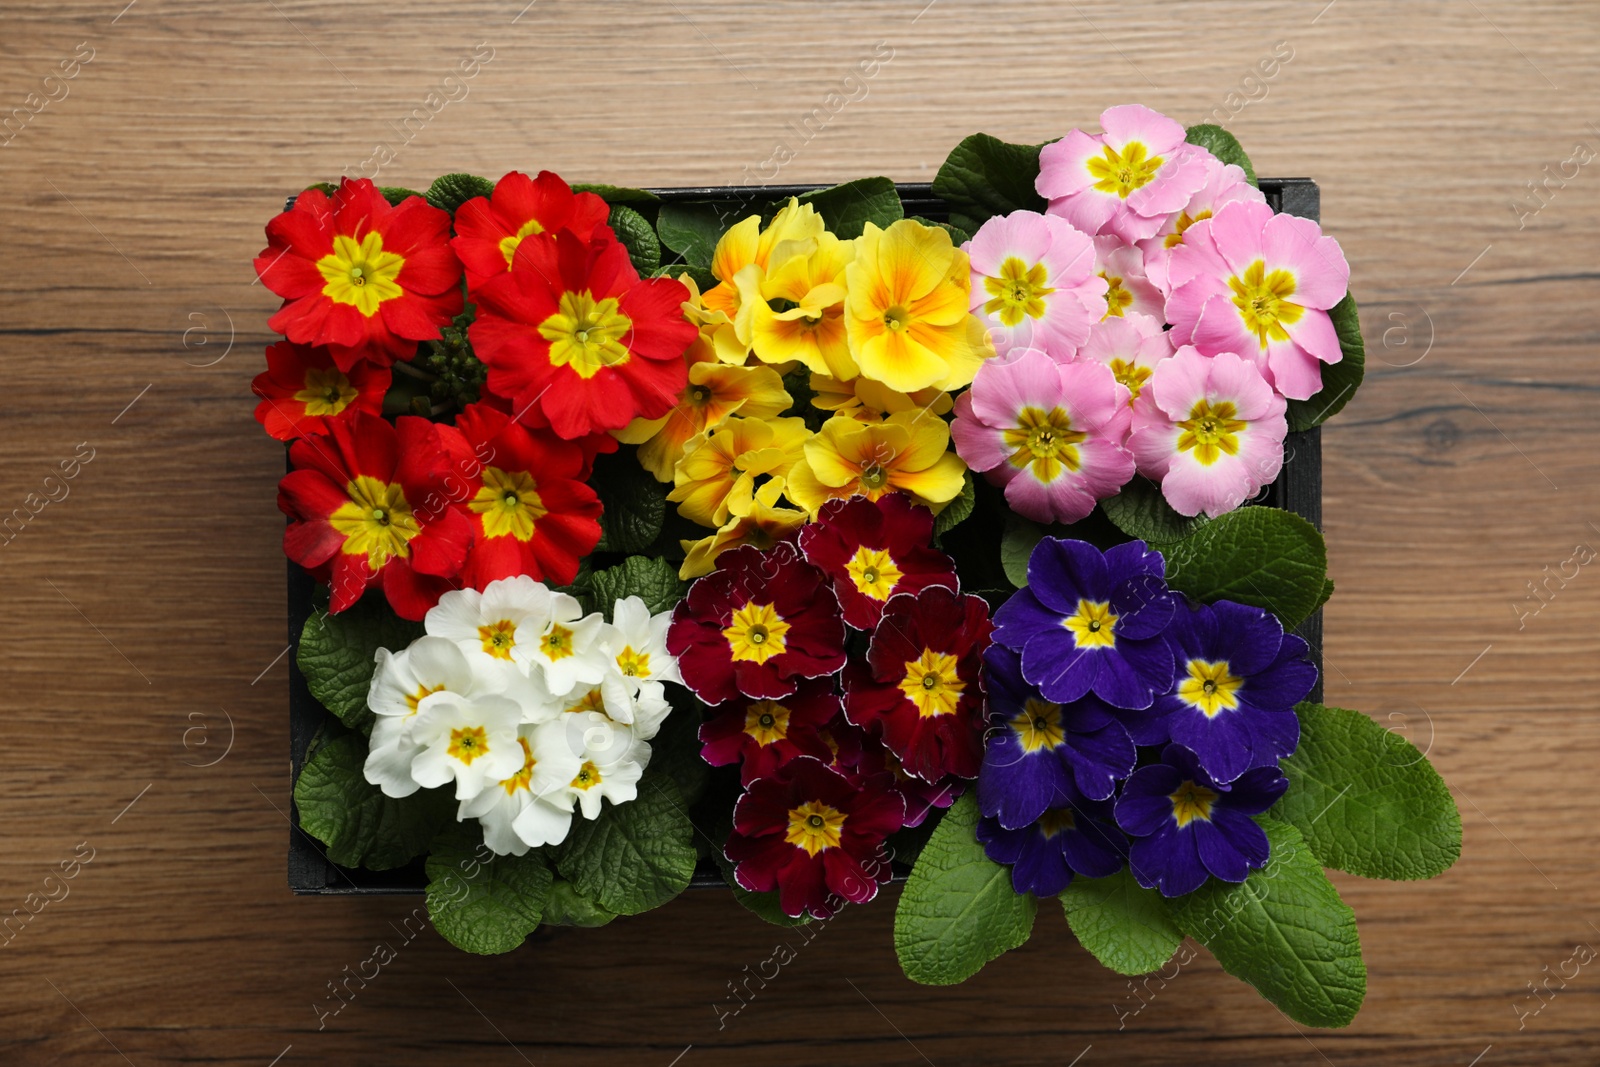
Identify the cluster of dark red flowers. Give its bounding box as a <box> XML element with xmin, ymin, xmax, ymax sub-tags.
<box><xmin>669</xmin><ymin>495</ymin><xmax>993</xmax><ymax>918</ymax></box>
<box><xmin>254</xmin><ymin>173</ymin><xmax>698</xmax><ymax>619</ymax></box>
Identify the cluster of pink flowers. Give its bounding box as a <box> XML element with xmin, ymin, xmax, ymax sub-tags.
<box><xmin>952</xmin><ymin>105</ymin><xmax>1350</xmax><ymax>520</ymax></box>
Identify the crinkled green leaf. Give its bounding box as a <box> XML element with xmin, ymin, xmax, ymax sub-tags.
<box><xmin>593</xmin><ymin>449</ymin><xmax>667</xmax><ymax>553</ymax></box>
<box><xmin>1170</xmin><ymin>818</ymin><xmax>1366</xmax><ymax>1028</ymax></box>
<box><xmin>646</xmin><ymin>688</ymin><xmax>708</xmax><ymax>806</ymax></box>
<box><xmin>1184</xmin><ymin>124</ymin><xmax>1258</xmax><ymax>187</ymax></box>
<box><xmin>586</xmin><ymin>555</ymin><xmax>684</xmax><ymax>617</ymax></box>
<box><xmin>894</xmin><ymin>792</ymin><xmax>1037</xmax><ymax>985</ymax></box>
<box><xmin>297</xmin><ymin>596</ymin><xmax>423</xmax><ymax>734</ymax></box>
<box><xmin>425</xmin><ymin>172</ymin><xmax>496</xmax><ymax>214</ymax></box>
<box><xmin>1163</xmin><ymin>506</ymin><xmax>1327</xmax><ymax>629</ymax></box>
<box><xmin>608</xmin><ymin>203</ymin><xmax>661</xmax><ymax>275</ymax></box>
<box><xmin>378</xmin><ymin>186</ymin><xmax>426</xmax><ymax>207</ymax></box>
<box><xmin>1287</xmin><ymin>293</ymin><xmax>1365</xmax><ymax>432</ymax></box>
<box><xmin>931</xmin><ymin>133</ymin><xmax>1050</xmax><ymax>235</ymax></box>
<box><xmin>1275</xmin><ymin>702</ymin><xmax>1461</xmax><ymax>880</ymax></box>
<box><xmin>656</xmin><ymin>201</ymin><xmax>731</xmax><ymax>271</ymax></box>
<box><xmin>796</xmin><ymin>176</ymin><xmax>903</xmax><ymax>239</ymax></box>
<box><xmin>541</xmin><ymin>877</ymin><xmax>618</xmax><ymax>928</ymax></box>
<box><xmin>1101</xmin><ymin>477</ymin><xmax>1210</xmax><ymax>545</ymax></box>
<box><xmin>553</xmin><ymin>774</ymin><xmax>696</xmax><ymax>915</ymax></box>
<box><xmin>1060</xmin><ymin>867</ymin><xmax>1184</xmax><ymax>976</ymax></box>
<box><xmin>293</xmin><ymin>732</ymin><xmax>453</xmax><ymax>870</ymax></box>
<box><xmin>424</xmin><ymin>824</ymin><xmax>551</xmax><ymax>954</ymax></box>
<box><xmin>932</xmin><ymin>470</ymin><xmax>976</xmax><ymax>540</ymax></box>
<box><xmin>1000</xmin><ymin>513</ymin><xmax>1043</xmax><ymax>588</ymax></box>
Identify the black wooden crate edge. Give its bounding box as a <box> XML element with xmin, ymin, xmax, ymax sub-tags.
<box><xmin>286</xmin><ymin>178</ymin><xmax>1324</xmax><ymax>895</ymax></box>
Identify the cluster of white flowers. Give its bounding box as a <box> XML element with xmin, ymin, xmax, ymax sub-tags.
<box><xmin>363</xmin><ymin>575</ymin><xmax>681</xmax><ymax>855</ymax></box>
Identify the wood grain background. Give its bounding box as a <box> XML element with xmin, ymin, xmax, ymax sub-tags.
<box><xmin>1</xmin><ymin>0</ymin><xmax>1596</xmax><ymax>1063</ymax></box>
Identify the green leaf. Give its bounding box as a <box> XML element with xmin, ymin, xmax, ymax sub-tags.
<box><xmin>1162</xmin><ymin>506</ymin><xmax>1327</xmax><ymax>630</ymax></box>
<box><xmin>931</xmin><ymin>133</ymin><xmax>1050</xmax><ymax>235</ymax></box>
<box><xmin>608</xmin><ymin>203</ymin><xmax>661</xmax><ymax>275</ymax></box>
<box><xmin>1184</xmin><ymin>124</ymin><xmax>1258</xmax><ymax>187</ymax></box>
<box><xmin>796</xmin><ymin>176</ymin><xmax>903</xmax><ymax>240</ymax></box>
<box><xmin>587</xmin><ymin>555</ymin><xmax>684</xmax><ymax>617</ymax></box>
<box><xmin>573</xmin><ymin>183</ymin><xmax>661</xmax><ymax>206</ymax></box>
<box><xmin>553</xmin><ymin>774</ymin><xmax>697</xmax><ymax>916</ymax></box>
<box><xmin>1169</xmin><ymin>818</ymin><xmax>1366</xmax><ymax>1028</ymax></box>
<box><xmin>932</xmin><ymin>470</ymin><xmax>976</xmax><ymax>540</ymax></box>
<box><xmin>541</xmin><ymin>877</ymin><xmax>619</xmax><ymax>928</ymax></box>
<box><xmin>656</xmin><ymin>201</ymin><xmax>731</xmax><ymax>271</ymax></box>
<box><xmin>296</xmin><ymin>596</ymin><xmax>424</xmax><ymax>734</ymax></box>
<box><xmin>378</xmin><ymin>186</ymin><xmax>425</xmax><ymax>207</ymax></box>
<box><xmin>1274</xmin><ymin>703</ymin><xmax>1461</xmax><ymax>880</ymax></box>
<box><xmin>1101</xmin><ymin>477</ymin><xmax>1210</xmax><ymax>545</ymax></box>
<box><xmin>425</xmin><ymin>172</ymin><xmax>496</xmax><ymax>214</ymax></box>
<box><xmin>293</xmin><ymin>732</ymin><xmax>454</xmax><ymax>870</ymax></box>
<box><xmin>646</xmin><ymin>689</ymin><xmax>708</xmax><ymax>805</ymax></box>
<box><xmin>1287</xmin><ymin>293</ymin><xmax>1365</xmax><ymax>432</ymax></box>
<box><xmin>894</xmin><ymin>792</ymin><xmax>1037</xmax><ymax>985</ymax></box>
<box><xmin>1000</xmin><ymin>512</ymin><xmax>1043</xmax><ymax>588</ymax></box>
<box><xmin>1060</xmin><ymin>867</ymin><xmax>1184</xmax><ymax>976</ymax></box>
<box><xmin>593</xmin><ymin>449</ymin><xmax>667</xmax><ymax>554</ymax></box>
<box><xmin>1314</xmin><ymin>577</ymin><xmax>1334</xmax><ymax>613</ymax></box>
<box><xmin>424</xmin><ymin>824</ymin><xmax>552</xmax><ymax>954</ymax></box>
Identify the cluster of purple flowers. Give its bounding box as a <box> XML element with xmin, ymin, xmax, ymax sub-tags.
<box><xmin>976</xmin><ymin>536</ymin><xmax>1316</xmax><ymax>898</ymax></box>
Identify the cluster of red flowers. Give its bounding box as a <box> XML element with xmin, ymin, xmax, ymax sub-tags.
<box><xmin>670</xmin><ymin>495</ymin><xmax>993</xmax><ymax>918</ymax></box>
<box><xmin>253</xmin><ymin>173</ymin><xmax>698</xmax><ymax>619</ymax></box>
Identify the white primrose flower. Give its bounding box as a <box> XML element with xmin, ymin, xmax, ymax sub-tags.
<box><xmin>409</xmin><ymin>690</ymin><xmax>526</xmax><ymax>800</ymax></box>
<box><xmin>366</xmin><ymin>636</ymin><xmax>484</xmax><ymax>799</ymax></box>
<box><xmin>365</xmin><ymin>714</ymin><xmax>425</xmax><ymax>799</ymax></box>
<box><xmin>425</xmin><ymin>576</ymin><xmax>552</xmax><ymax>680</ymax></box>
<box><xmin>527</xmin><ymin>591</ymin><xmax>611</xmax><ymax>697</ymax></box>
<box><xmin>603</xmin><ymin>596</ymin><xmax>683</xmax><ymax>691</ymax></box>
<box><xmin>628</xmin><ymin>680</ymin><xmax>674</xmax><ymax>742</ymax></box>
<box><xmin>459</xmin><ymin>720</ymin><xmax>581</xmax><ymax>856</ymax></box>
<box><xmin>560</xmin><ymin>708</ymin><xmax>651</xmax><ymax>820</ymax></box>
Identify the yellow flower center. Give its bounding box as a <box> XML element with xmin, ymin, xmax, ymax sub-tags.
<box><xmin>784</xmin><ymin>799</ymin><xmax>847</xmax><ymax>857</ymax></box>
<box><xmin>615</xmin><ymin>645</ymin><xmax>651</xmax><ymax>678</ymax></box>
<box><xmin>541</xmin><ymin>623</ymin><xmax>575</xmax><ymax>661</ymax></box>
<box><xmin>1176</xmin><ymin>399</ymin><xmax>1247</xmax><ymax>467</ymax></box>
<box><xmin>1086</xmin><ymin>141</ymin><xmax>1164</xmax><ymax>199</ymax></box>
<box><xmin>859</xmin><ymin>463</ymin><xmax>889</xmax><ymax>492</ymax></box>
<box><xmin>742</xmin><ymin>700</ymin><xmax>791</xmax><ymax>745</ymax></box>
<box><xmin>1169</xmin><ymin>780</ymin><xmax>1219</xmax><ymax>828</ymax></box>
<box><xmin>1163</xmin><ymin>208</ymin><xmax>1212</xmax><ymax>249</ymax></box>
<box><xmin>404</xmin><ymin>683</ymin><xmax>445</xmax><ymax>717</ymax></box>
<box><xmin>293</xmin><ymin>367</ymin><xmax>358</xmax><ymax>417</ymax></box>
<box><xmin>501</xmin><ymin>736</ymin><xmax>536</xmax><ymax>795</ymax></box>
<box><xmin>1229</xmin><ymin>259</ymin><xmax>1305</xmax><ymax>347</ymax></box>
<box><xmin>723</xmin><ymin>601</ymin><xmax>791</xmax><ymax>665</ymax></box>
<box><xmin>469</xmin><ymin>466</ymin><xmax>546</xmax><ymax>541</ymax></box>
<box><xmin>846</xmin><ymin>546</ymin><xmax>903</xmax><ymax>601</ymax></box>
<box><xmin>447</xmin><ymin>725</ymin><xmax>489</xmax><ymax>766</ymax></box>
<box><xmin>328</xmin><ymin>474</ymin><xmax>420</xmax><ymax>571</ymax></box>
<box><xmin>1037</xmin><ymin>807</ymin><xmax>1078</xmax><ymax>839</ymax></box>
<box><xmin>898</xmin><ymin>648</ymin><xmax>966</xmax><ymax>718</ymax></box>
<box><xmin>563</xmin><ymin>688</ymin><xmax>606</xmax><ymax>715</ymax></box>
<box><xmin>538</xmin><ymin>290</ymin><xmax>633</xmax><ymax>379</ymax></box>
<box><xmin>317</xmin><ymin>232</ymin><xmax>406</xmax><ymax>317</ymax></box>
<box><xmin>1063</xmin><ymin>599</ymin><xmax>1118</xmax><ymax>649</ymax></box>
<box><xmin>571</xmin><ymin>760</ymin><xmax>602</xmax><ymax>791</ymax></box>
<box><xmin>498</xmin><ymin>217</ymin><xmax>546</xmax><ymax>268</ymax></box>
<box><xmin>882</xmin><ymin>305</ymin><xmax>912</xmax><ymax>332</ymax></box>
<box><xmin>1002</xmin><ymin>406</ymin><xmax>1087</xmax><ymax>484</ymax></box>
<box><xmin>478</xmin><ymin>619</ymin><xmax>518</xmax><ymax>660</ymax></box>
<box><xmin>1177</xmin><ymin>659</ymin><xmax>1244</xmax><ymax>718</ymax></box>
<box><xmin>1108</xmin><ymin>358</ymin><xmax>1153</xmax><ymax>403</ymax></box>
<box><xmin>1010</xmin><ymin>697</ymin><xmax>1065</xmax><ymax>753</ymax></box>
<box><xmin>1101</xmin><ymin>271</ymin><xmax>1132</xmax><ymax>320</ymax></box>
<box><xmin>982</xmin><ymin>256</ymin><xmax>1056</xmax><ymax>327</ymax></box>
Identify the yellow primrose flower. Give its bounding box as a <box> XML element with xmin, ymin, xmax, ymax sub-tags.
<box><xmin>678</xmin><ymin>272</ymin><xmax>748</xmax><ymax>366</ymax></box>
<box><xmin>786</xmin><ymin>410</ymin><xmax>967</xmax><ymax>516</ymax></box>
<box><xmin>810</xmin><ymin>372</ymin><xmax>953</xmax><ymax>422</ymax></box>
<box><xmin>736</xmin><ymin>232</ymin><xmax>858</xmax><ymax>380</ymax></box>
<box><xmin>845</xmin><ymin>219</ymin><xmax>994</xmax><ymax>393</ymax></box>
<box><xmin>668</xmin><ymin>415</ymin><xmax>811</xmax><ymax>528</ymax></box>
<box><xmin>679</xmin><ymin>478</ymin><xmax>809</xmax><ymax>579</ymax></box>
<box><xmin>701</xmin><ymin>200</ymin><xmax>827</xmax><ymax>361</ymax></box>
<box><xmin>615</xmin><ymin>338</ymin><xmax>791</xmax><ymax>482</ymax></box>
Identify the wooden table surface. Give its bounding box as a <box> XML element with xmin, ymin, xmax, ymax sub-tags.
<box><xmin>2</xmin><ymin>0</ymin><xmax>1597</xmax><ymax>1063</ymax></box>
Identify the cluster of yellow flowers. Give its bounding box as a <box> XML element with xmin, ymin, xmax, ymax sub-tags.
<box><xmin>616</xmin><ymin>200</ymin><xmax>995</xmax><ymax>578</ymax></box>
